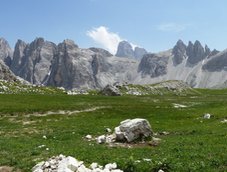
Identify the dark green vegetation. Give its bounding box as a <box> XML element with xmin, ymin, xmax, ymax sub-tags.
<box><xmin>0</xmin><ymin>89</ymin><xmax>226</xmax><ymax>171</ymax></box>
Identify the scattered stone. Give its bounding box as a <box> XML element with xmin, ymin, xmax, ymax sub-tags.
<box><xmin>42</xmin><ymin>135</ymin><xmax>47</xmax><ymax>139</ymax></box>
<box><xmin>143</xmin><ymin>158</ymin><xmax>152</xmax><ymax>162</ymax></box>
<box><xmin>221</xmin><ymin>119</ymin><xmax>227</xmax><ymax>123</ymax></box>
<box><xmin>158</xmin><ymin>169</ymin><xmax>165</xmax><ymax>172</ymax></box>
<box><xmin>173</xmin><ymin>103</ymin><xmax>187</xmax><ymax>108</ymax></box>
<box><xmin>105</xmin><ymin>128</ymin><xmax>112</xmax><ymax>133</ymax></box>
<box><xmin>96</xmin><ymin>135</ymin><xmax>106</xmax><ymax>144</ymax></box>
<box><xmin>104</xmin><ymin>163</ymin><xmax>117</xmax><ymax>170</ymax></box>
<box><xmin>114</xmin><ymin>118</ymin><xmax>153</xmax><ymax>142</ymax></box>
<box><xmin>90</xmin><ymin>163</ymin><xmax>98</xmax><ymax>170</ymax></box>
<box><xmin>32</xmin><ymin>155</ymin><xmax>123</xmax><ymax>172</ymax></box>
<box><xmin>85</xmin><ymin>135</ymin><xmax>92</xmax><ymax>140</ymax></box>
<box><xmin>159</xmin><ymin>131</ymin><xmax>170</xmax><ymax>135</ymax></box>
<box><xmin>38</xmin><ymin>145</ymin><xmax>46</xmax><ymax>148</ymax></box>
<box><xmin>134</xmin><ymin>160</ymin><xmax>141</xmax><ymax>163</ymax></box>
<box><xmin>152</xmin><ymin>137</ymin><xmax>162</xmax><ymax>142</ymax></box>
<box><xmin>105</xmin><ymin>134</ymin><xmax>116</xmax><ymax>143</ymax></box>
<box><xmin>203</xmin><ymin>113</ymin><xmax>211</xmax><ymax>119</ymax></box>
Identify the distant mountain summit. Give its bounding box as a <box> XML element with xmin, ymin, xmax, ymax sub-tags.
<box><xmin>1</xmin><ymin>37</ymin><xmax>227</xmax><ymax>89</ymax></box>
<box><xmin>116</xmin><ymin>40</ymin><xmax>147</xmax><ymax>59</ymax></box>
<box><xmin>0</xmin><ymin>38</ymin><xmax>13</xmax><ymax>66</ymax></box>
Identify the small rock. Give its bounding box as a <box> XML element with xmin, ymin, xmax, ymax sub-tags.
<box><xmin>159</xmin><ymin>131</ymin><xmax>170</xmax><ymax>135</ymax></box>
<box><xmin>43</xmin><ymin>162</ymin><xmax>50</xmax><ymax>168</ymax></box>
<box><xmin>106</xmin><ymin>134</ymin><xmax>116</xmax><ymax>143</ymax></box>
<box><xmin>203</xmin><ymin>113</ymin><xmax>211</xmax><ymax>119</ymax></box>
<box><xmin>152</xmin><ymin>137</ymin><xmax>162</xmax><ymax>142</ymax></box>
<box><xmin>85</xmin><ymin>135</ymin><xmax>92</xmax><ymax>140</ymax></box>
<box><xmin>42</xmin><ymin>135</ymin><xmax>47</xmax><ymax>139</ymax></box>
<box><xmin>143</xmin><ymin>158</ymin><xmax>152</xmax><ymax>162</ymax></box>
<box><xmin>221</xmin><ymin>119</ymin><xmax>227</xmax><ymax>123</ymax></box>
<box><xmin>38</xmin><ymin>145</ymin><xmax>46</xmax><ymax>148</ymax></box>
<box><xmin>104</xmin><ymin>162</ymin><xmax>117</xmax><ymax>170</ymax></box>
<box><xmin>105</xmin><ymin>128</ymin><xmax>112</xmax><ymax>133</ymax></box>
<box><xmin>97</xmin><ymin>135</ymin><xmax>106</xmax><ymax>144</ymax></box>
<box><xmin>90</xmin><ymin>163</ymin><xmax>98</xmax><ymax>170</ymax></box>
<box><xmin>158</xmin><ymin>169</ymin><xmax>165</xmax><ymax>172</ymax></box>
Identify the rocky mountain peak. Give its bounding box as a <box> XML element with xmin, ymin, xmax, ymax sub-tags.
<box><xmin>31</xmin><ymin>37</ymin><xmax>45</xmax><ymax>47</ymax></box>
<box><xmin>186</xmin><ymin>40</ymin><xmax>206</xmax><ymax>65</ymax></box>
<box><xmin>62</xmin><ymin>39</ymin><xmax>79</xmax><ymax>49</ymax></box>
<box><xmin>134</xmin><ymin>47</ymin><xmax>147</xmax><ymax>59</ymax></box>
<box><xmin>10</xmin><ymin>39</ymin><xmax>27</xmax><ymax>73</ymax></box>
<box><xmin>205</xmin><ymin>45</ymin><xmax>211</xmax><ymax>56</ymax></box>
<box><xmin>116</xmin><ymin>40</ymin><xmax>147</xmax><ymax>59</ymax></box>
<box><xmin>89</xmin><ymin>47</ymin><xmax>113</xmax><ymax>57</ymax></box>
<box><xmin>10</xmin><ymin>38</ymin><xmax>57</xmax><ymax>85</ymax></box>
<box><xmin>116</xmin><ymin>40</ymin><xmax>134</xmax><ymax>58</ymax></box>
<box><xmin>0</xmin><ymin>38</ymin><xmax>13</xmax><ymax>66</ymax></box>
<box><xmin>172</xmin><ymin>39</ymin><xmax>187</xmax><ymax>65</ymax></box>
<box><xmin>175</xmin><ymin>39</ymin><xmax>186</xmax><ymax>49</ymax></box>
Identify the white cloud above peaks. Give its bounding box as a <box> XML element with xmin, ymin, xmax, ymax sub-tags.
<box><xmin>87</xmin><ymin>26</ymin><xmax>122</xmax><ymax>54</ymax></box>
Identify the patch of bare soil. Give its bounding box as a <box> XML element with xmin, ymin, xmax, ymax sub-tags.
<box><xmin>0</xmin><ymin>166</ymin><xmax>21</xmax><ymax>172</ymax></box>
<box><xmin>26</xmin><ymin>106</ymin><xmax>108</xmax><ymax>117</ymax></box>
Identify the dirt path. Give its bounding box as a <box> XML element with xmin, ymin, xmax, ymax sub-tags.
<box><xmin>26</xmin><ymin>106</ymin><xmax>108</xmax><ymax>117</ymax></box>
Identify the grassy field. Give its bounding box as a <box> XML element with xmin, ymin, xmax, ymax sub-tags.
<box><xmin>0</xmin><ymin>90</ymin><xmax>226</xmax><ymax>171</ymax></box>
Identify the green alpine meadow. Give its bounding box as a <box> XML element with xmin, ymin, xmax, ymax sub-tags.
<box><xmin>0</xmin><ymin>86</ymin><xmax>226</xmax><ymax>171</ymax></box>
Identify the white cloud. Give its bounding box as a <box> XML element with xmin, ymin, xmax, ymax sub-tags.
<box><xmin>87</xmin><ymin>26</ymin><xmax>123</xmax><ymax>54</ymax></box>
<box><xmin>157</xmin><ymin>23</ymin><xmax>189</xmax><ymax>32</ymax></box>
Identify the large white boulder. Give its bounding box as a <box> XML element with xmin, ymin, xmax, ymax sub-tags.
<box><xmin>114</xmin><ymin>118</ymin><xmax>152</xmax><ymax>142</ymax></box>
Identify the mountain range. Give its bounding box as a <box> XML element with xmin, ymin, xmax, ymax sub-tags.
<box><xmin>0</xmin><ymin>37</ymin><xmax>227</xmax><ymax>90</ymax></box>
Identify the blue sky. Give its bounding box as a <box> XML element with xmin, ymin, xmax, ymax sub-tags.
<box><xmin>0</xmin><ymin>0</ymin><xmax>227</xmax><ymax>54</ymax></box>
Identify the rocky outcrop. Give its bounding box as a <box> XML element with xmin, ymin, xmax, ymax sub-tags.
<box><xmin>116</xmin><ymin>41</ymin><xmax>147</xmax><ymax>59</ymax></box>
<box><xmin>32</xmin><ymin>154</ymin><xmax>123</xmax><ymax>172</ymax></box>
<box><xmin>0</xmin><ymin>60</ymin><xmax>18</xmax><ymax>82</ymax></box>
<box><xmin>134</xmin><ymin>47</ymin><xmax>147</xmax><ymax>59</ymax></box>
<box><xmin>202</xmin><ymin>50</ymin><xmax>227</xmax><ymax>72</ymax></box>
<box><xmin>172</xmin><ymin>39</ymin><xmax>187</xmax><ymax>65</ymax></box>
<box><xmin>186</xmin><ymin>40</ymin><xmax>207</xmax><ymax>65</ymax></box>
<box><xmin>100</xmin><ymin>84</ymin><xmax>121</xmax><ymax>96</ymax></box>
<box><xmin>138</xmin><ymin>53</ymin><xmax>168</xmax><ymax>78</ymax></box>
<box><xmin>47</xmin><ymin>40</ymin><xmax>138</xmax><ymax>89</ymax></box>
<box><xmin>10</xmin><ymin>40</ymin><xmax>27</xmax><ymax>75</ymax></box>
<box><xmin>114</xmin><ymin>118</ymin><xmax>152</xmax><ymax>142</ymax></box>
<box><xmin>10</xmin><ymin>38</ymin><xmax>57</xmax><ymax>85</ymax></box>
<box><xmin>0</xmin><ymin>38</ymin><xmax>13</xmax><ymax>66</ymax></box>
<box><xmin>47</xmin><ymin>40</ymin><xmax>97</xmax><ymax>89</ymax></box>
<box><xmin>89</xmin><ymin>47</ymin><xmax>113</xmax><ymax>57</ymax></box>
<box><xmin>116</xmin><ymin>41</ymin><xmax>134</xmax><ymax>58</ymax></box>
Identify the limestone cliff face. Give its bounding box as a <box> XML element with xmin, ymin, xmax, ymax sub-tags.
<box><xmin>10</xmin><ymin>38</ymin><xmax>56</xmax><ymax>85</ymax></box>
<box><xmin>47</xmin><ymin>40</ymin><xmax>138</xmax><ymax>89</ymax></box>
<box><xmin>138</xmin><ymin>53</ymin><xmax>168</xmax><ymax>78</ymax></box>
<box><xmin>47</xmin><ymin>40</ymin><xmax>96</xmax><ymax>89</ymax></box>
